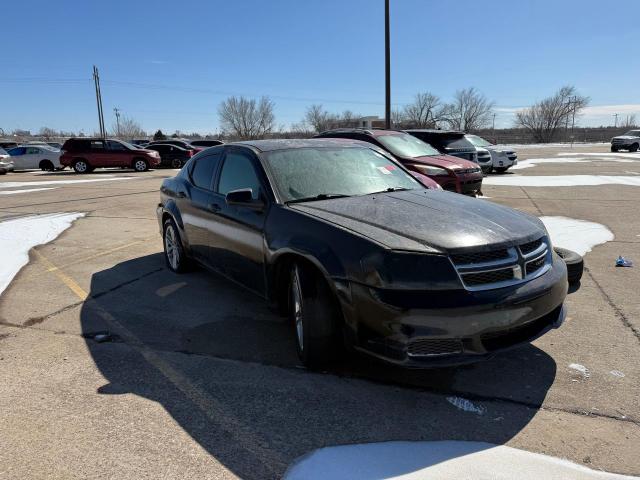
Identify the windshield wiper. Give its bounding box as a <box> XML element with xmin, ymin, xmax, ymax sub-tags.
<box><xmin>286</xmin><ymin>193</ymin><xmax>352</xmax><ymax>204</ymax></box>
<box><xmin>367</xmin><ymin>187</ymin><xmax>412</xmax><ymax>195</ymax></box>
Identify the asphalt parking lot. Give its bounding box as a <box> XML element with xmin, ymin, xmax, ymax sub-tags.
<box><xmin>0</xmin><ymin>143</ymin><xmax>638</xmax><ymax>479</ymax></box>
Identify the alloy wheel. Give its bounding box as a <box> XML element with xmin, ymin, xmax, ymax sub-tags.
<box><xmin>164</xmin><ymin>225</ymin><xmax>180</xmax><ymax>270</ymax></box>
<box><xmin>291</xmin><ymin>266</ymin><xmax>304</xmax><ymax>351</ymax></box>
<box><xmin>135</xmin><ymin>160</ymin><xmax>147</xmax><ymax>171</ymax></box>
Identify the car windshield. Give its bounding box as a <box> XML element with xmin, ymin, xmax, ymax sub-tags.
<box><xmin>623</xmin><ymin>130</ymin><xmax>640</xmax><ymax>136</ymax></box>
<box><xmin>264</xmin><ymin>147</ymin><xmax>422</xmax><ymax>202</ymax></box>
<box><xmin>466</xmin><ymin>135</ymin><xmax>493</xmax><ymax>147</ymax></box>
<box><xmin>376</xmin><ymin>134</ymin><xmax>440</xmax><ymax>158</ymax></box>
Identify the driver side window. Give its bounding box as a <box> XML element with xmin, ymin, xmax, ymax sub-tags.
<box><xmin>217</xmin><ymin>151</ymin><xmax>262</xmax><ymax>200</ymax></box>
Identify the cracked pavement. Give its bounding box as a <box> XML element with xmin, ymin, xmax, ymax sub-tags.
<box><xmin>0</xmin><ymin>146</ymin><xmax>638</xmax><ymax>479</ymax></box>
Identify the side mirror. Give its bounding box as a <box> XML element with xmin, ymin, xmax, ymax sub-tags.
<box><xmin>225</xmin><ymin>188</ymin><xmax>264</xmax><ymax>210</ymax></box>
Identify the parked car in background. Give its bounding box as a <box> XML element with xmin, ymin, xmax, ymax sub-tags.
<box><xmin>7</xmin><ymin>145</ymin><xmax>62</xmax><ymax>171</ymax></box>
<box><xmin>131</xmin><ymin>139</ymin><xmax>150</xmax><ymax>146</ymax></box>
<box><xmin>190</xmin><ymin>139</ymin><xmax>224</xmax><ymax>148</ymax></box>
<box><xmin>46</xmin><ymin>142</ymin><xmax>63</xmax><ymax>150</ymax></box>
<box><xmin>145</xmin><ymin>143</ymin><xmax>193</xmax><ymax>168</ymax></box>
<box><xmin>147</xmin><ymin>139</ymin><xmax>203</xmax><ymax>153</ymax></box>
<box><xmin>314</xmin><ymin>128</ymin><xmax>483</xmax><ymax>194</ymax></box>
<box><xmin>611</xmin><ymin>130</ymin><xmax>640</xmax><ymax>152</ymax></box>
<box><xmin>0</xmin><ymin>148</ymin><xmax>14</xmax><ymax>174</ymax></box>
<box><xmin>60</xmin><ymin>138</ymin><xmax>161</xmax><ymax>173</ymax></box>
<box><xmin>157</xmin><ymin>139</ymin><xmax>567</xmax><ymax>368</ymax></box>
<box><xmin>405</xmin><ymin>130</ymin><xmax>478</xmax><ymax>163</ymax></box>
<box><xmin>465</xmin><ymin>134</ymin><xmax>518</xmax><ymax>173</ymax></box>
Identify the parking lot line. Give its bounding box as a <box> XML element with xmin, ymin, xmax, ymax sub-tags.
<box><xmin>32</xmin><ymin>248</ymin><xmax>286</xmax><ymax>475</ymax></box>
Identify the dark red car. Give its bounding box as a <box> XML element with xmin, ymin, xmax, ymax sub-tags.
<box><xmin>60</xmin><ymin>138</ymin><xmax>161</xmax><ymax>173</ymax></box>
<box><xmin>314</xmin><ymin>129</ymin><xmax>483</xmax><ymax>194</ymax></box>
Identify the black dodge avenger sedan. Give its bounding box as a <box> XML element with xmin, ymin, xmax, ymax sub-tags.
<box><xmin>157</xmin><ymin>139</ymin><xmax>567</xmax><ymax>368</ymax></box>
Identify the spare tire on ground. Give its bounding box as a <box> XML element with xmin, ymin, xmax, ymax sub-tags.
<box><xmin>553</xmin><ymin>247</ymin><xmax>584</xmax><ymax>285</ymax></box>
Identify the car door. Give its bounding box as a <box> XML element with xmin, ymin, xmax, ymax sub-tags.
<box><xmin>209</xmin><ymin>147</ymin><xmax>267</xmax><ymax>295</ymax></box>
<box><xmin>24</xmin><ymin>147</ymin><xmax>42</xmax><ymax>168</ymax></box>
<box><xmin>180</xmin><ymin>150</ymin><xmax>222</xmax><ymax>265</ymax></box>
<box><xmin>8</xmin><ymin>147</ymin><xmax>27</xmax><ymax>169</ymax></box>
<box><xmin>89</xmin><ymin>139</ymin><xmax>110</xmax><ymax>167</ymax></box>
<box><xmin>106</xmin><ymin>140</ymin><xmax>130</xmax><ymax>167</ymax></box>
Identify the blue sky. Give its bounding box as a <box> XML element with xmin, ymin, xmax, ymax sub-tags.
<box><xmin>2</xmin><ymin>0</ymin><xmax>639</xmax><ymax>135</ymax></box>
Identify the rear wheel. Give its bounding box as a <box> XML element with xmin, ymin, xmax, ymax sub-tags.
<box><xmin>133</xmin><ymin>158</ymin><xmax>149</xmax><ymax>172</ymax></box>
<box><xmin>554</xmin><ymin>247</ymin><xmax>584</xmax><ymax>284</ymax></box>
<box><xmin>73</xmin><ymin>159</ymin><xmax>90</xmax><ymax>173</ymax></box>
<box><xmin>163</xmin><ymin>218</ymin><xmax>189</xmax><ymax>273</ymax></box>
<box><xmin>39</xmin><ymin>159</ymin><xmax>54</xmax><ymax>171</ymax></box>
<box><xmin>629</xmin><ymin>143</ymin><xmax>639</xmax><ymax>152</ymax></box>
<box><xmin>171</xmin><ymin>158</ymin><xmax>183</xmax><ymax>169</ymax></box>
<box><xmin>289</xmin><ymin>262</ymin><xmax>341</xmax><ymax>368</ymax></box>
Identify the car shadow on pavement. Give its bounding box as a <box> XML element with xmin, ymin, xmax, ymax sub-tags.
<box><xmin>81</xmin><ymin>253</ymin><xmax>557</xmax><ymax>479</ymax></box>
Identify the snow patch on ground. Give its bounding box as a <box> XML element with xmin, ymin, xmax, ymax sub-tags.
<box><xmin>0</xmin><ymin>177</ymin><xmax>134</xmax><ymax>189</ymax></box>
<box><xmin>0</xmin><ymin>187</ymin><xmax>57</xmax><ymax>195</ymax></box>
<box><xmin>560</xmin><ymin>152</ymin><xmax>640</xmax><ymax>159</ymax></box>
<box><xmin>484</xmin><ymin>175</ymin><xmax>640</xmax><ymax>187</ymax></box>
<box><xmin>540</xmin><ymin>216</ymin><xmax>614</xmax><ymax>256</ymax></box>
<box><xmin>446</xmin><ymin>396</ymin><xmax>485</xmax><ymax>415</ymax></box>
<box><xmin>569</xmin><ymin>363</ymin><xmax>591</xmax><ymax>379</ymax></box>
<box><xmin>284</xmin><ymin>441</ymin><xmax>637</xmax><ymax>480</ymax></box>
<box><xmin>511</xmin><ymin>157</ymin><xmax>589</xmax><ymax>170</ymax></box>
<box><xmin>0</xmin><ymin>213</ymin><xmax>85</xmax><ymax>295</ymax></box>
<box><xmin>499</xmin><ymin>142</ymin><xmax>608</xmax><ymax>149</ymax></box>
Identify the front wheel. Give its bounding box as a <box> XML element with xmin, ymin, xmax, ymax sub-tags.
<box><xmin>133</xmin><ymin>159</ymin><xmax>149</xmax><ymax>172</ymax></box>
<box><xmin>494</xmin><ymin>167</ymin><xmax>509</xmax><ymax>173</ymax></box>
<box><xmin>171</xmin><ymin>158</ymin><xmax>183</xmax><ymax>169</ymax></box>
<box><xmin>611</xmin><ymin>146</ymin><xmax>619</xmax><ymax>152</ymax></box>
<box><xmin>163</xmin><ymin>218</ymin><xmax>189</xmax><ymax>273</ymax></box>
<box><xmin>290</xmin><ymin>263</ymin><xmax>341</xmax><ymax>368</ymax></box>
<box><xmin>39</xmin><ymin>159</ymin><xmax>54</xmax><ymax>171</ymax></box>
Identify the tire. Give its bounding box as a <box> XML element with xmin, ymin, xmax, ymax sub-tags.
<box><xmin>554</xmin><ymin>247</ymin><xmax>584</xmax><ymax>284</ymax></box>
<box><xmin>0</xmin><ymin>168</ymin><xmax>6</xmax><ymax>175</ymax></box>
<box><xmin>289</xmin><ymin>262</ymin><xmax>341</xmax><ymax>368</ymax></box>
<box><xmin>611</xmin><ymin>146</ymin><xmax>619</xmax><ymax>152</ymax></box>
<box><xmin>163</xmin><ymin>218</ymin><xmax>189</xmax><ymax>273</ymax></box>
<box><xmin>494</xmin><ymin>167</ymin><xmax>509</xmax><ymax>173</ymax></box>
<box><xmin>171</xmin><ymin>158</ymin><xmax>183</xmax><ymax>169</ymax></box>
<box><xmin>133</xmin><ymin>158</ymin><xmax>149</xmax><ymax>172</ymax></box>
<box><xmin>73</xmin><ymin>159</ymin><xmax>90</xmax><ymax>174</ymax></box>
<box><xmin>629</xmin><ymin>143</ymin><xmax>639</xmax><ymax>153</ymax></box>
<box><xmin>39</xmin><ymin>159</ymin><xmax>54</xmax><ymax>171</ymax></box>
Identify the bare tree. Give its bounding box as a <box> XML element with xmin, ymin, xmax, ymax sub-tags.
<box><xmin>620</xmin><ymin>114</ymin><xmax>638</xmax><ymax>128</ymax></box>
<box><xmin>38</xmin><ymin>127</ymin><xmax>58</xmax><ymax>139</ymax></box>
<box><xmin>391</xmin><ymin>109</ymin><xmax>406</xmax><ymax>128</ymax></box>
<box><xmin>218</xmin><ymin>96</ymin><xmax>275</xmax><ymax>139</ymax></box>
<box><xmin>110</xmin><ymin>116</ymin><xmax>146</xmax><ymax>140</ymax></box>
<box><xmin>514</xmin><ymin>86</ymin><xmax>589</xmax><ymax>143</ymax></box>
<box><xmin>403</xmin><ymin>92</ymin><xmax>441</xmax><ymax>128</ymax></box>
<box><xmin>441</xmin><ymin>87</ymin><xmax>494</xmax><ymax>131</ymax></box>
<box><xmin>304</xmin><ymin>104</ymin><xmax>333</xmax><ymax>133</ymax></box>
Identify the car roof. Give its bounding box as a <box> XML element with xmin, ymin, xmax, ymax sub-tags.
<box><xmin>232</xmin><ymin>138</ymin><xmax>378</xmax><ymax>152</ymax></box>
<box><xmin>405</xmin><ymin>129</ymin><xmax>465</xmax><ymax>135</ymax></box>
<box><xmin>318</xmin><ymin>128</ymin><xmax>406</xmax><ymax>138</ymax></box>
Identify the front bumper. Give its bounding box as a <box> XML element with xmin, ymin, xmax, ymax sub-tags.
<box><xmin>339</xmin><ymin>255</ymin><xmax>567</xmax><ymax>367</ymax></box>
<box><xmin>457</xmin><ymin>172</ymin><xmax>483</xmax><ymax>194</ymax></box>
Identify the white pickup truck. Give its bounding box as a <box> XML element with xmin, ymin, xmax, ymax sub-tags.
<box><xmin>611</xmin><ymin>129</ymin><xmax>640</xmax><ymax>152</ymax></box>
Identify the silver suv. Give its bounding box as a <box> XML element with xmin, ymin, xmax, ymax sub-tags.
<box><xmin>611</xmin><ymin>130</ymin><xmax>640</xmax><ymax>152</ymax></box>
<box><xmin>466</xmin><ymin>134</ymin><xmax>518</xmax><ymax>173</ymax></box>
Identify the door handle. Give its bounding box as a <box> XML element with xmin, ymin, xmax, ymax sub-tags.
<box><xmin>208</xmin><ymin>203</ymin><xmax>221</xmax><ymax>212</ymax></box>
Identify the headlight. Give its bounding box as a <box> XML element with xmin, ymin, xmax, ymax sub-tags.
<box><xmin>360</xmin><ymin>251</ymin><xmax>461</xmax><ymax>289</ymax></box>
<box><xmin>411</xmin><ymin>164</ymin><xmax>450</xmax><ymax>177</ymax></box>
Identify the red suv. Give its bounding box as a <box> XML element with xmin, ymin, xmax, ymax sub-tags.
<box><xmin>314</xmin><ymin>129</ymin><xmax>483</xmax><ymax>194</ymax></box>
<box><xmin>60</xmin><ymin>138</ymin><xmax>161</xmax><ymax>173</ymax></box>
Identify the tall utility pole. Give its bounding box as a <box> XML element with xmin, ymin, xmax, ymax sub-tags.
<box><xmin>384</xmin><ymin>0</ymin><xmax>391</xmax><ymax>129</ymax></box>
<box><xmin>613</xmin><ymin>113</ymin><xmax>619</xmax><ymax>128</ymax></box>
<box><xmin>93</xmin><ymin>66</ymin><xmax>106</xmax><ymax>138</ymax></box>
<box><xmin>114</xmin><ymin>107</ymin><xmax>121</xmax><ymax>137</ymax></box>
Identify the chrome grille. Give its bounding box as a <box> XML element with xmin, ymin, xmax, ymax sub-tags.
<box><xmin>452</xmin><ymin>236</ymin><xmax>551</xmax><ymax>290</ymax></box>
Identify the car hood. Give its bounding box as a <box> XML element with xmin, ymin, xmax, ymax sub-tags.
<box><xmin>289</xmin><ymin>190</ymin><xmax>544</xmax><ymax>253</ymax></box>
<box><xmin>409</xmin><ymin>154</ymin><xmax>477</xmax><ymax>170</ymax></box>
<box><xmin>614</xmin><ymin>136</ymin><xmax>639</xmax><ymax>140</ymax></box>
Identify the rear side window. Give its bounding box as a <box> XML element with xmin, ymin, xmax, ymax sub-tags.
<box><xmin>190</xmin><ymin>152</ymin><xmax>221</xmax><ymax>190</ymax></box>
<box><xmin>26</xmin><ymin>147</ymin><xmax>40</xmax><ymax>154</ymax></box>
<box><xmin>91</xmin><ymin>141</ymin><xmax>105</xmax><ymax>150</ymax></box>
<box><xmin>8</xmin><ymin>147</ymin><xmax>26</xmax><ymax>155</ymax></box>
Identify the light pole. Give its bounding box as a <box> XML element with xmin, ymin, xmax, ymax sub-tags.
<box><xmin>384</xmin><ymin>0</ymin><xmax>391</xmax><ymax>129</ymax></box>
<box><xmin>114</xmin><ymin>107</ymin><xmax>121</xmax><ymax>137</ymax></box>
<box><xmin>613</xmin><ymin>113</ymin><xmax>619</xmax><ymax>128</ymax></box>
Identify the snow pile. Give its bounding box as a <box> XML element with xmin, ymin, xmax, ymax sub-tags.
<box><xmin>540</xmin><ymin>216</ymin><xmax>614</xmax><ymax>256</ymax></box>
<box><xmin>284</xmin><ymin>441</ymin><xmax>636</xmax><ymax>480</ymax></box>
<box><xmin>0</xmin><ymin>177</ymin><xmax>134</xmax><ymax>190</ymax></box>
<box><xmin>484</xmin><ymin>175</ymin><xmax>640</xmax><ymax>187</ymax></box>
<box><xmin>0</xmin><ymin>213</ymin><xmax>85</xmax><ymax>295</ymax></box>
